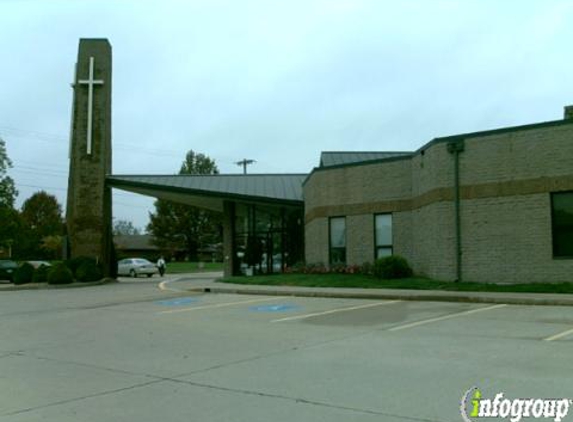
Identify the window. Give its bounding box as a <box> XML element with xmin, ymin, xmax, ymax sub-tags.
<box><xmin>329</xmin><ymin>217</ymin><xmax>346</xmax><ymax>265</ymax></box>
<box><xmin>552</xmin><ymin>192</ymin><xmax>573</xmax><ymax>257</ymax></box>
<box><xmin>375</xmin><ymin>214</ymin><xmax>393</xmax><ymax>258</ymax></box>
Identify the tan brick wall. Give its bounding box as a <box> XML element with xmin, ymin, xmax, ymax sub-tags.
<box><xmin>346</xmin><ymin>214</ymin><xmax>374</xmax><ymax>265</ymax></box>
<box><xmin>460</xmin><ymin>126</ymin><xmax>573</xmax><ymax>185</ymax></box>
<box><xmin>304</xmin><ymin>121</ymin><xmax>573</xmax><ymax>282</ymax></box>
<box><xmin>411</xmin><ymin>143</ymin><xmax>453</xmax><ymax>197</ymax></box>
<box><xmin>409</xmin><ymin>201</ymin><xmax>456</xmax><ymax>280</ymax></box>
<box><xmin>393</xmin><ymin>210</ymin><xmax>414</xmax><ymax>268</ymax></box>
<box><xmin>304</xmin><ymin>217</ymin><xmax>329</xmax><ymax>265</ymax></box>
<box><xmin>304</xmin><ymin>159</ymin><xmax>413</xmax><ymax>213</ymax></box>
<box><xmin>461</xmin><ymin>194</ymin><xmax>573</xmax><ymax>283</ymax></box>
<box><xmin>304</xmin><ymin>158</ymin><xmax>412</xmax><ymax>267</ymax></box>
<box><xmin>455</xmin><ymin>125</ymin><xmax>573</xmax><ymax>282</ymax></box>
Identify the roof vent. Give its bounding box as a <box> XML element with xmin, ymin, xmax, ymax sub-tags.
<box><xmin>565</xmin><ymin>105</ymin><xmax>573</xmax><ymax>120</ymax></box>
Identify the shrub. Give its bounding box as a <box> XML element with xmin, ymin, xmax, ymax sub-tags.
<box><xmin>47</xmin><ymin>263</ymin><xmax>74</xmax><ymax>285</ymax></box>
<box><xmin>32</xmin><ymin>264</ymin><xmax>50</xmax><ymax>283</ymax></box>
<box><xmin>285</xmin><ymin>262</ymin><xmax>370</xmax><ymax>275</ymax></box>
<box><xmin>360</xmin><ymin>262</ymin><xmax>373</xmax><ymax>276</ymax></box>
<box><xmin>331</xmin><ymin>264</ymin><xmax>361</xmax><ymax>274</ymax></box>
<box><xmin>285</xmin><ymin>261</ymin><xmax>306</xmax><ymax>274</ymax></box>
<box><xmin>65</xmin><ymin>256</ymin><xmax>97</xmax><ymax>278</ymax></box>
<box><xmin>303</xmin><ymin>262</ymin><xmax>328</xmax><ymax>274</ymax></box>
<box><xmin>75</xmin><ymin>261</ymin><xmax>103</xmax><ymax>282</ymax></box>
<box><xmin>13</xmin><ymin>263</ymin><xmax>35</xmax><ymax>285</ymax></box>
<box><xmin>373</xmin><ymin>255</ymin><xmax>413</xmax><ymax>279</ymax></box>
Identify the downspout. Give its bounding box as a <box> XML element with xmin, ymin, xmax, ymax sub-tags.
<box><xmin>447</xmin><ymin>140</ymin><xmax>465</xmax><ymax>282</ymax></box>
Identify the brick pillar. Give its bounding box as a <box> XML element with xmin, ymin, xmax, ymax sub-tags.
<box><xmin>66</xmin><ymin>39</ymin><xmax>113</xmax><ymax>276</ymax></box>
<box><xmin>222</xmin><ymin>201</ymin><xmax>236</xmax><ymax>277</ymax></box>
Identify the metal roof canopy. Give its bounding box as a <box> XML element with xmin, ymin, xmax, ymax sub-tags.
<box><xmin>106</xmin><ymin>174</ymin><xmax>307</xmax><ymax>212</ymax></box>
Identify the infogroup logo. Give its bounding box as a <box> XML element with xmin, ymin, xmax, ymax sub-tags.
<box><xmin>460</xmin><ymin>387</ymin><xmax>572</xmax><ymax>422</ymax></box>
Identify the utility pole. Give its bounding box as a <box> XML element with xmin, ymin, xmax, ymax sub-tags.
<box><xmin>236</xmin><ymin>159</ymin><xmax>256</xmax><ymax>174</ymax></box>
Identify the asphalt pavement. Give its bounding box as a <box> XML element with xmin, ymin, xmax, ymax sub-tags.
<box><xmin>0</xmin><ymin>273</ymin><xmax>572</xmax><ymax>421</ymax></box>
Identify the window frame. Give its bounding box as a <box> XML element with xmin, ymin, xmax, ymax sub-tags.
<box><xmin>374</xmin><ymin>213</ymin><xmax>393</xmax><ymax>259</ymax></box>
<box><xmin>328</xmin><ymin>216</ymin><xmax>346</xmax><ymax>266</ymax></box>
<box><xmin>551</xmin><ymin>191</ymin><xmax>573</xmax><ymax>259</ymax></box>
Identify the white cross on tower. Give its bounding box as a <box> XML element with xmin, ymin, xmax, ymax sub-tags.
<box><xmin>78</xmin><ymin>57</ymin><xmax>104</xmax><ymax>155</ymax></box>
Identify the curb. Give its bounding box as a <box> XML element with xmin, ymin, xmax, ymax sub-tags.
<box><xmin>188</xmin><ymin>285</ymin><xmax>573</xmax><ymax>307</ymax></box>
<box><xmin>0</xmin><ymin>278</ymin><xmax>118</xmax><ymax>292</ymax></box>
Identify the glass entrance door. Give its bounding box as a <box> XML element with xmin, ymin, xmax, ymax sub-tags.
<box><xmin>233</xmin><ymin>203</ymin><xmax>303</xmax><ymax>275</ymax></box>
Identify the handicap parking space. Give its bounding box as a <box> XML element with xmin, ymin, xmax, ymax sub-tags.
<box><xmin>153</xmin><ymin>292</ymin><xmax>573</xmax><ymax>344</ymax></box>
<box><xmin>154</xmin><ymin>293</ymin><xmax>395</xmax><ymax>323</ymax></box>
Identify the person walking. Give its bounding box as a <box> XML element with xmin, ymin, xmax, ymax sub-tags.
<box><xmin>157</xmin><ymin>256</ymin><xmax>166</xmax><ymax>277</ymax></box>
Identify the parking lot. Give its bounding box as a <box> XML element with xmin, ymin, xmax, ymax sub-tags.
<box><xmin>0</xmin><ymin>277</ymin><xmax>572</xmax><ymax>422</ymax></box>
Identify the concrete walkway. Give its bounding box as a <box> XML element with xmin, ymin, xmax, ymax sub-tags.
<box><xmin>175</xmin><ymin>272</ymin><xmax>573</xmax><ymax>307</ymax></box>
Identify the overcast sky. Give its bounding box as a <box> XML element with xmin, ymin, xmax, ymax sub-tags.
<box><xmin>1</xmin><ymin>0</ymin><xmax>572</xmax><ymax>230</ymax></box>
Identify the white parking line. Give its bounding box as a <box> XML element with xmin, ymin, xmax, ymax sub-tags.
<box><xmin>544</xmin><ymin>327</ymin><xmax>573</xmax><ymax>342</ymax></box>
<box><xmin>158</xmin><ymin>296</ymin><xmax>287</xmax><ymax>315</ymax></box>
<box><xmin>270</xmin><ymin>300</ymin><xmax>402</xmax><ymax>323</ymax></box>
<box><xmin>158</xmin><ymin>278</ymin><xmax>185</xmax><ymax>292</ymax></box>
<box><xmin>388</xmin><ymin>304</ymin><xmax>508</xmax><ymax>332</ymax></box>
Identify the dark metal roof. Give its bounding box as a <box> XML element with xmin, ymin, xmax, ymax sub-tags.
<box><xmin>320</xmin><ymin>151</ymin><xmax>412</xmax><ymax>167</ymax></box>
<box><xmin>106</xmin><ymin>174</ymin><xmax>306</xmax><ymax>212</ymax></box>
<box><xmin>114</xmin><ymin>235</ymin><xmax>157</xmax><ymax>251</ymax></box>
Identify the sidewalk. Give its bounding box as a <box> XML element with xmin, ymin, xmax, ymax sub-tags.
<box><xmin>4</xmin><ymin>272</ymin><xmax>573</xmax><ymax>306</ymax></box>
<box><xmin>182</xmin><ymin>275</ymin><xmax>573</xmax><ymax>307</ymax></box>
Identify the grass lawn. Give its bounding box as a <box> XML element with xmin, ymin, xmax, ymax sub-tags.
<box><xmin>166</xmin><ymin>261</ymin><xmax>224</xmax><ymax>274</ymax></box>
<box><xmin>218</xmin><ymin>273</ymin><xmax>573</xmax><ymax>294</ymax></box>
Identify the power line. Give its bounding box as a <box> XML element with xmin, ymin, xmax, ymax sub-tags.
<box><xmin>12</xmin><ymin>167</ymin><xmax>68</xmax><ymax>178</ymax></box>
<box><xmin>114</xmin><ymin>201</ymin><xmax>153</xmax><ymax>210</ymax></box>
<box><xmin>14</xmin><ymin>183</ymin><xmax>156</xmax><ymax>205</ymax></box>
<box><xmin>0</xmin><ymin>125</ymin><xmax>186</xmax><ymax>159</ymax></box>
<box><xmin>0</xmin><ymin>126</ymin><xmax>66</xmax><ymax>142</ymax></box>
<box><xmin>17</xmin><ymin>159</ymin><xmax>70</xmax><ymax>170</ymax></box>
<box><xmin>16</xmin><ymin>183</ymin><xmax>67</xmax><ymax>192</ymax></box>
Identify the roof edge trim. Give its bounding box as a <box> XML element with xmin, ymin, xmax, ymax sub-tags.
<box><xmin>106</xmin><ymin>177</ymin><xmax>304</xmax><ymax>207</ymax></box>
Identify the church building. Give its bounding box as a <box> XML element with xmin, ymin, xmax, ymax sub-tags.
<box><xmin>108</xmin><ymin>108</ymin><xmax>573</xmax><ymax>283</ymax></box>
<box><xmin>66</xmin><ymin>38</ymin><xmax>573</xmax><ymax>283</ymax></box>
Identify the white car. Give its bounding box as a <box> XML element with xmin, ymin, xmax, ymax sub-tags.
<box><xmin>117</xmin><ymin>258</ymin><xmax>158</xmax><ymax>278</ymax></box>
<box><xmin>27</xmin><ymin>261</ymin><xmax>52</xmax><ymax>269</ymax></box>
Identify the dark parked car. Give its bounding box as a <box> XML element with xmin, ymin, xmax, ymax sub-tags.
<box><xmin>0</xmin><ymin>260</ymin><xmax>18</xmax><ymax>282</ymax></box>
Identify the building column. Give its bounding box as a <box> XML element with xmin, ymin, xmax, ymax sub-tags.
<box><xmin>222</xmin><ymin>201</ymin><xmax>236</xmax><ymax>277</ymax></box>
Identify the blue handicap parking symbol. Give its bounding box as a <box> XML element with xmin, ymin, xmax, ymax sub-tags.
<box><xmin>155</xmin><ymin>297</ymin><xmax>200</xmax><ymax>306</ymax></box>
<box><xmin>249</xmin><ymin>303</ymin><xmax>300</xmax><ymax>313</ymax></box>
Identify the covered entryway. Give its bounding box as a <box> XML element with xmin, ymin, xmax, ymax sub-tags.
<box><xmin>106</xmin><ymin>174</ymin><xmax>306</xmax><ymax>277</ymax></box>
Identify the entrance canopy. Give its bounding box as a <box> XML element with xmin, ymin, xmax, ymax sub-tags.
<box><xmin>107</xmin><ymin>173</ymin><xmax>307</xmax><ymax>276</ymax></box>
<box><xmin>106</xmin><ymin>174</ymin><xmax>306</xmax><ymax>211</ymax></box>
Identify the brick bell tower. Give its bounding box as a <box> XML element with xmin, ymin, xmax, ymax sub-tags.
<box><xmin>66</xmin><ymin>39</ymin><xmax>113</xmax><ymax>276</ymax></box>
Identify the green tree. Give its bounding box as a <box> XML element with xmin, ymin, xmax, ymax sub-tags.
<box><xmin>41</xmin><ymin>235</ymin><xmax>64</xmax><ymax>259</ymax></box>
<box><xmin>0</xmin><ymin>137</ymin><xmax>19</xmax><ymax>257</ymax></box>
<box><xmin>147</xmin><ymin>150</ymin><xmax>221</xmax><ymax>260</ymax></box>
<box><xmin>0</xmin><ymin>137</ymin><xmax>17</xmax><ymax>208</ymax></box>
<box><xmin>0</xmin><ymin>206</ymin><xmax>21</xmax><ymax>258</ymax></box>
<box><xmin>113</xmin><ymin>219</ymin><xmax>140</xmax><ymax>236</ymax></box>
<box><xmin>21</xmin><ymin>191</ymin><xmax>64</xmax><ymax>238</ymax></box>
<box><xmin>19</xmin><ymin>191</ymin><xmax>65</xmax><ymax>258</ymax></box>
